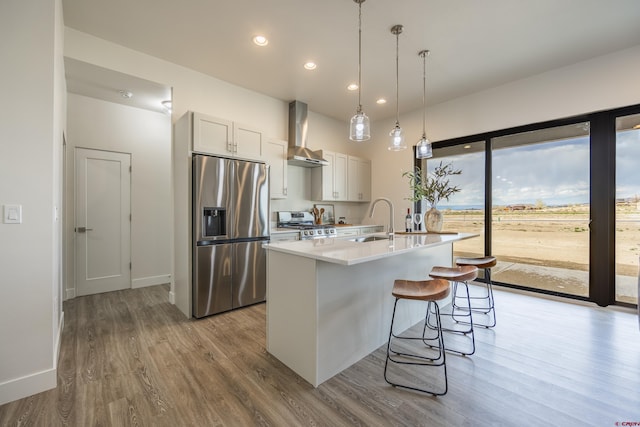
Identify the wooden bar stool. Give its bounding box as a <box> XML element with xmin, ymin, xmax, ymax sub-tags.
<box><xmin>455</xmin><ymin>256</ymin><xmax>497</xmax><ymax>328</ymax></box>
<box><xmin>384</xmin><ymin>278</ymin><xmax>451</xmax><ymax>396</ymax></box>
<box><xmin>427</xmin><ymin>265</ymin><xmax>478</xmax><ymax>356</ymax></box>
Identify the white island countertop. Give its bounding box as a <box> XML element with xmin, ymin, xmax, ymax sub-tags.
<box><xmin>264</xmin><ymin>232</ymin><xmax>477</xmax><ymax>266</ymax></box>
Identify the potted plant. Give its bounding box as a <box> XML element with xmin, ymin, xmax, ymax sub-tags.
<box><xmin>402</xmin><ymin>161</ymin><xmax>462</xmax><ymax>232</ymax></box>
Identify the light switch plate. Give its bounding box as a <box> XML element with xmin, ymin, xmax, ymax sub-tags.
<box><xmin>3</xmin><ymin>204</ymin><xmax>22</xmax><ymax>224</ymax></box>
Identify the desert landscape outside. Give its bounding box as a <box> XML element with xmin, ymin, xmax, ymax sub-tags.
<box><xmin>440</xmin><ymin>203</ymin><xmax>639</xmax><ymax>304</ymax></box>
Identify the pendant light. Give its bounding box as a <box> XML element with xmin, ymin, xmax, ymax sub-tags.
<box><xmin>416</xmin><ymin>50</ymin><xmax>433</xmax><ymax>159</ymax></box>
<box><xmin>349</xmin><ymin>0</ymin><xmax>370</xmax><ymax>142</ymax></box>
<box><xmin>388</xmin><ymin>25</ymin><xmax>406</xmax><ymax>151</ymax></box>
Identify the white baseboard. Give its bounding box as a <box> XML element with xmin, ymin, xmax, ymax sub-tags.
<box><xmin>65</xmin><ymin>274</ymin><xmax>171</xmax><ymax>300</ymax></box>
<box><xmin>132</xmin><ymin>274</ymin><xmax>172</xmax><ymax>289</ymax></box>
<box><xmin>0</xmin><ymin>312</ymin><xmax>65</xmax><ymax>406</ymax></box>
<box><xmin>0</xmin><ymin>367</ymin><xmax>57</xmax><ymax>406</ymax></box>
<box><xmin>169</xmin><ymin>290</ymin><xmax>176</xmax><ymax>304</ymax></box>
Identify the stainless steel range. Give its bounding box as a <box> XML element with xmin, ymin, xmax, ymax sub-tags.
<box><xmin>277</xmin><ymin>211</ymin><xmax>337</xmax><ymax>240</ymax></box>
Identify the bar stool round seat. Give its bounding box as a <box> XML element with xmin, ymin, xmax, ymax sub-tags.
<box><xmin>456</xmin><ymin>256</ymin><xmax>497</xmax><ymax>328</ymax></box>
<box><xmin>384</xmin><ymin>278</ymin><xmax>451</xmax><ymax>396</ymax></box>
<box><xmin>428</xmin><ymin>265</ymin><xmax>478</xmax><ymax>356</ymax></box>
<box><xmin>455</xmin><ymin>256</ymin><xmax>497</xmax><ymax>270</ymax></box>
<box><xmin>430</xmin><ymin>265</ymin><xmax>479</xmax><ymax>282</ymax></box>
<box><xmin>392</xmin><ymin>278</ymin><xmax>451</xmax><ymax>301</ymax></box>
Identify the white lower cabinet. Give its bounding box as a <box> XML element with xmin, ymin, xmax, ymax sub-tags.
<box><xmin>359</xmin><ymin>226</ymin><xmax>383</xmax><ymax>234</ymax></box>
<box><xmin>336</xmin><ymin>226</ymin><xmax>383</xmax><ymax>238</ymax></box>
<box><xmin>270</xmin><ymin>232</ymin><xmax>299</xmax><ymax>242</ymax></box>
<box><xmin>336</xmin><ymin>229</ymin><xmax>359</xmax><ymax>237</ymax></box>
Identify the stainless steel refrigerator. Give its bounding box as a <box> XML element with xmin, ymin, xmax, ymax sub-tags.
<box><xmin>192</xmin><ymin>155</ymin><xmax>269</xmax><ymax>318</ymax></box>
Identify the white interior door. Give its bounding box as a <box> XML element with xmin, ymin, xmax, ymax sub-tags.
<box><xmin>75</xmin><ymin>148</ymin><xmax>131</xmax><ymax>296</ymax></box>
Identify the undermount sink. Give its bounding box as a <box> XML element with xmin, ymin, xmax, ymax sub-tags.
<box><xmin>348</xmin><ymin>235</ymin><xmax>390</xmax><ymax>243</ymax></box>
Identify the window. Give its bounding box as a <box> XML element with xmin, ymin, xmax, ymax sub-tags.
<box><xmin>490</xmin><ymin>123</ymin><xmax>591</xmax><ymax>297</ymax></box>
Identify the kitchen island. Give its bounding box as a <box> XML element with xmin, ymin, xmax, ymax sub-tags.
<box><xmin>264</xmin><ymin>232</ymin><xmax>477</xmax><ymax>387</ymax></box>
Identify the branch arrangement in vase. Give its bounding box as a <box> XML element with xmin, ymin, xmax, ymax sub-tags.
<box><xmin>403</xmin><ymin>161</ymin><xmax>462</xmax><ymax>208</ymax></box>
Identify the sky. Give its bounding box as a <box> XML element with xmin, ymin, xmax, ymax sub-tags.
<box><xmin>427</xmin><ymin>129</ymin><xmax>640</xmax><ymax>208</ymax></box>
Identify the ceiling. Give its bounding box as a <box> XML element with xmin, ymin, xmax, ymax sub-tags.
<box><xmin>62</xmin><ymin>0</ymin><xmax>640</xmax><ymax>122</ymax></box>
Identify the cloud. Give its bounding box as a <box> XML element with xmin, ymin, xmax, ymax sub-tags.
<box><xmin>430</xmin><ymin>130</ymin><xmax>640</xmax><ymax>207</ymax></box>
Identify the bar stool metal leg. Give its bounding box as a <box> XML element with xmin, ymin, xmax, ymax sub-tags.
<box><xmin>384</xmin><ymin>279</ymin><xmax>450</xmax><ymax>396</ymax></box>
<box><xmin>426</xmin><ymin>266</ymin><xmax>478</xmax><ymax>356</ymax></box>
<box><xmin>454</xmin><ymin>256</ymin><xmax>497</xmax><ymax>328</ymax></box>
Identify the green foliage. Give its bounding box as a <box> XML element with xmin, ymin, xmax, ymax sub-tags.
<box><xmin>403</xmin><ymin>161</ymin><xmax>462</xmax><ymax>207</ymax></box>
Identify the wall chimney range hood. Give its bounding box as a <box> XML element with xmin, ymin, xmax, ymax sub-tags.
<box><xmin>288</xmin><ymin>100</ymin><xmax>329</xmax><ymax>167</ymax></box>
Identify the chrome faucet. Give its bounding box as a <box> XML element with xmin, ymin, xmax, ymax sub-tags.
<box><xmin>369</xmin><ymin>197</ymin><xmax>395</xmax><ymax>238</ymax></box>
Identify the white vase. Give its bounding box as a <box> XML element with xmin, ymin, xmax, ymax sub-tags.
<box><xmin>425</xmin><ymin>206</ymin><xmax>443</xmax><ymax>232</ymax></box>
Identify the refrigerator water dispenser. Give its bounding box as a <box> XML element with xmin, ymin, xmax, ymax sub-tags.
<box><xmin>202</xmin><ymin>207</ymin><xmax>226</xmax><ymax>237</ymax></box>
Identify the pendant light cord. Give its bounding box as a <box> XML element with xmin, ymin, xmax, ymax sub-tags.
<box><xmin>357</xmin><ymin>1</ymin><xmax>363</xmax><ymax>113</ymax></box>
<box><xmin>395</xmin><ymin>29</ymin><xmax>400</xmax><ymax>126</ymax></box>
<box><xmin>422</xmin><ymin>51</ymin><xmax>426</xmax><ymax>137</ymax></box>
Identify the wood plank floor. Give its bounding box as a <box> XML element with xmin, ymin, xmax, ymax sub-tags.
<box><xmin>1</xmin><ymin>284</ymin><xmax>639</xmax><ymax>426</ymax></box>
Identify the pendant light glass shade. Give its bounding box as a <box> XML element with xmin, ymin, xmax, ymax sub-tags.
<box><xmin>416</xmin><ymin>135</ymin><xmax>432</xmax><ymax>158</ymax></box>
<box><xmin>389</xmin><ymin>123</ymin><xmax>405</xmax><ymax>151</ymax></box>
<box><xmin>416</xmin><ymin>49</ymin><xmax>433</xmax><ymax>159</ymax></box>
<box><xmin>388</xmin><ymin>25</ymin><xmax>406</xmax><ymax>151</ymax></box>
<box><xmin>349</xmin><ymin>0</ymin><xmax>370</xmax><ymax>142</ymax></box>
<box><xmin>350</xmin><ymin>109</ymin><xmax>370</xmax><ymax>141</ymax></box>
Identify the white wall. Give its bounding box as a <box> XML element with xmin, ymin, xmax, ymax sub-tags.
<box><xmin>368</xmin><ymin>44</ymin><xmax>640</xmax><ymax>231</ymax></box>
<box><xmin>0</xmin><ymin>0</ymin><xmax>65</xmax><ymax>405</ymax></box>
<box><xmin>65</xmin><ymin>94</ymin><xmax>172</xmax><ymax>297</ymax></box>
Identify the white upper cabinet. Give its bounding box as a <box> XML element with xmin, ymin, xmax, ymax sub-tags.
<box><xmin>311</xmin><ymin>150</ymin><xmax>349</xmax><ymax>201</ymax></box>
<box><xmin>263</xmin><ymin>138</ymin><xmax>288</xmax><ymax>199</ymax></box>
<box><xmin>347</xmin><ymin>156</ymin><xmax>371</xmax><ymax>202</ymax></box>
<box><xmin>233</xmin><ymin>122</ymin><xmax>263</xmax><ymax>159</ymax></box>
<box><xmin>192</xmin><ymin>112</ymin><xmax>233</xmax><ymax>155</ymax></box>
<box><xmin>334</xmin><ymin>152</ymin><xmax>348</xmax><ymax>201</ymax></box>
<box><xmin>192</xmin><ymin>112</ymin><xmax>262</xmax><ymax>161</ymax></box>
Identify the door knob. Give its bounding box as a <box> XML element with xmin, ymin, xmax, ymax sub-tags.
<box><xmin>76</xmin><ymin>227</ymin><xmax>94</xmax><ymax>233</ymax></box>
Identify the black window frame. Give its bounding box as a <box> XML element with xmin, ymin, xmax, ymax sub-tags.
<box><xmin>416</xmin><ymin>103</ymin><xmax>640</xmax><ymax>308</ymax></box>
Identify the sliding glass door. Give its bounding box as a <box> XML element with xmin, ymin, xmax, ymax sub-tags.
<box><xmin>490</xmin><ymin>122</ymin><xmax>591</xmax><ymax>297</ymax></box>
<box><xmin>615</xmin><ymin>113</ymin><xmax>640</xmax><ymax>305</ymax></box>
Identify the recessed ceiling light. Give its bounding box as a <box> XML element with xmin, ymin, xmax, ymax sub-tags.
<box><xmin>376</xmin><ymin>98</ymin><xmax>387</xmax><ymax>105</ymax></box>
<box><xmin>119</xmin><ymin>90</ymin><xmax>133</xmax><ymax>99</ymax></box>
<box><xmin>304</xmin><ymin>61</ymin><xmax>317</xmax><ymax>70</ymax></box>
<box><xmin>464</xmin><ymin>145</ymin><xmax>471</xmax><ymax>149</ymax></box>
<box><xmin>347</xmin><ymin>83</ymin><xmax>358</xmax><ymax>91</ymax></box>
<box><xmin>253</xmin><ymin>35</ymin><xmax>268</xmax><ymax>46</ymax></box>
